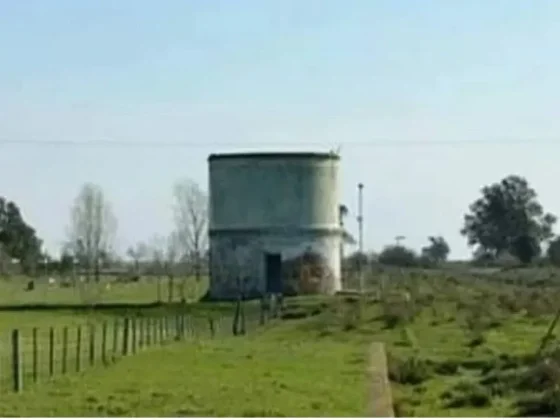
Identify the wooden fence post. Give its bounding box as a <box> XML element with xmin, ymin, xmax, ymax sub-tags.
<box><xmin>233</xmin><ymin>299</ymin><xmax>241</xmax><ymax>336</ymax></box>
<box><xmin>131</xmin><ymin>318</ymin><xmax>137</xmax><ymax>354</ymax></box>
<box><xmin>138</xmin><ymin>318</ymin><xmax>144</xmax><ymax>350</ymax></box>
<box><xmin>12</xmin><ymin>329</ymin><xmax>22</xmax><ymax>392</ymax></box>
<box><xmin>112</xmin><ymin>319</ymin><xmax>119</xmax><ymax>360</ymax></box>
<box><xmin>122</xmin><ymin>318</ymin><xmax>130</xmax><ymax>356</ymax></box>
<box><xmin>101</xmin><ymin>322</ymin><xmax>107</xmax><ymax>365</ymax></box>
<box><xmin>76</xmin><ymin>326</ymin><xmax>82</xmax><ymax>372</ymax></box>
<box><xmin>260</xmin><ymin>296</ymin><xmax>266</xmax><ymax>326</ymax></box>
<box><xmin>147</xmin><ymin>318</ymin><xmax>152</xmax><ymax>346</ymax></box>
<box><xmin>209</xmin><ymin>317</ymin><xmax>215</xmax><ymax>338</ymax></box>
<box><xmin>32</xmin><ymin>327</ymin><xmax>38</xmax><ymax>383</ymax></box>
<box><xmin>175</xmin><ymin>315</ymin><xmax>180</xmax><ymax>340</ymax></box>
<box><xmin>168</xmin><ymin>316</ymin><xmax>173</xmax><ymax>340</ymax></box>
<box><xmin>278</xmin><ymin>294</ymin><xmax>285</xmax><ymax>318</ymax></box>
<box><xmin>89</xmin><ymin>324</ymin><xmax>96</xmax><ymax>366</ymax></box>
<box><xmin>181</xmin><ymin>315</ymin><xmax>186</xmax><ymax>339</ymax></box>
<box><xmin>153</xmin><ymin>317</ymin><xmax>158</xmax><ymax>344</ymax></box>
<box><xmin>49</xmin><ymin>327</ymin><xmax>55</xmax><ymax>377</ymax></box>
<box><xmin>62</xmin><ymin>326</ymin><xmax>68</xmax><ymax>374</ymax></box>
<box><xmin>241</xmin><ymin>300</ymin><xmax>247</xmax><ymax>335</ymax></box>
<box><xmin>158</xmin><ymin>318</ymin><xmax>164</xmax><ymax>344</ymax></box>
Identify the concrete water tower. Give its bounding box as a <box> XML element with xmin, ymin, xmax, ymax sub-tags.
<box><xmin>207</xmin><ymin>152</ymin><xmax>345</xmax><ymax>300</ymax></box>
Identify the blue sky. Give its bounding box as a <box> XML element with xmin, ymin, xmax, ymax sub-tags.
<box><xmin>1</xmin><ymin>0</ymin><xmax>560</xmax><ymax>258</ymax></box>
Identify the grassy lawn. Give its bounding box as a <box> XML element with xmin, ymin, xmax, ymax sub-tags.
<box><xmin>0</xmin><ymin>268</ymin><xmax>558</xmax><ymax>416</ymax></box>
<box><xmin>0</xmin><ymin>275</ymin><xmax>208</xmax><ymax>305</ymax></box>
<box><xmin>255</xmin><ymin>274</ymin><xmax>560</xmax><ymax>417</ymax></box>
<box><xmin>0</xmin><ymin>303</ymin><xmax>235</xmax><ymax>395</ymax></box>
<box><xmin>349</xmin><ymin>269</ymin><xmax>560</xmax><ymax>417</ymax></box>
<box><xmin>0</xmin><ymin>323</ymin><xmax>369</xmax><ymax>417</ymax></box>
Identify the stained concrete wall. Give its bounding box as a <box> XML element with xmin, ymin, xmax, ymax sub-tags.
<box><xmin>209</xmin><ymin>154</ymin><xmax>339</xmax><ymax>231</ymax></box>
<box><xmin>208</xmin><ymin>229</ymin><xmax>342</xmax><ymax>299</ymax></box>
<box><xmin>207</xmin><ymin>152</ymin><xmax>342</xmax><ymax>300</ymax></box>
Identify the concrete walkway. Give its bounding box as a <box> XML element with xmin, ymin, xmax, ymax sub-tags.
<box><xmin>368</xmin><ymin>342</ymin><xmax>395</xmax><ymax>417</ymax></box>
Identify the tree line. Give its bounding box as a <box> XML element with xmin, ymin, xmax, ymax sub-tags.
<box><xmin>346</xmin><ymin>174</ymin><xmax>560</xmax><ymax>269</ymax></box>
<box><xmin>0</xmin><ymin>178</ymin><xmax>208</xmax><ymax>286</ymax></box>
<box><xmin>4</xmin><ymin>173</ymin><xmax>560</xmax><ymax>279</ymax></box>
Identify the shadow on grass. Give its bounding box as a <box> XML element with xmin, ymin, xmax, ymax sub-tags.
<box><xmin>0</xmin><ymin>300</ymin><xmax>270</xmax><ymax>323</ymax></box>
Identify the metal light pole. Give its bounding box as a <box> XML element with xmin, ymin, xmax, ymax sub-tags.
<box><xmin>357</xmin><ymin>183</ymin><xmax>364</xmax><ymax>293</ymax></box>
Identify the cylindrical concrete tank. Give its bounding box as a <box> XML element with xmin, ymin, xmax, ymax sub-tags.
<box><xmin>207</xmin><ymin>152</ymin><xmax>342</xmax><ymax>300</ymax></box>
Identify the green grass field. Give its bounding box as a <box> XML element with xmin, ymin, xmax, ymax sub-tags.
<box><xmin>0</xmin><ymin>274</ymin><xmax>210</xmax><ymax>392</ymax></box>
<box><xmin>0</xmin><ymin>312</ymin><xmax>368</xmax><ymax>417</ymax></box>
<box><xmin>0</xmin><ymin>307</ymin><xmax>230</xmax><ymax>394</ymax></box>
<box><xmin>0</xmin><ymin>275</ymin><xmax>208</xmax><ymax>305</ymax></box>
<box><xmin>0</xmin><ymin>267</ymin><xmax>558</xmax><ymax>416</ymax></box>
<box><xmin>0</xmin><ymin>274</ymin><xmax>230</xmax><ymax>398</ymax></box>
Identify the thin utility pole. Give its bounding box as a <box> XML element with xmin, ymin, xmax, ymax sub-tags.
<box><xmin>357</xmin><ymin>183</ymin><xmax>364</xmax><ymax>293</ymax></box>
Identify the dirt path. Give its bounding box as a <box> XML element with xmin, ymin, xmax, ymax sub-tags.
<box><xmin>368</xmin><ymin>342</ymin><xmax>394</xmax><ymax>417</ymax></box>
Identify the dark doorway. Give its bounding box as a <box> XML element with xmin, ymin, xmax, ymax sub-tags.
<box><xmin>265</xmin><ymin>253</ymin><xmax>283</xmax><ymax>293</ymax></box>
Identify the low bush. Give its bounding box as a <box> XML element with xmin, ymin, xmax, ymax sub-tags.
<box><xmin>387</xmin><ymin>354</ymin><xmax>432</xmax><ymax>385</ymax></box>
<box><xmin>440</xmin><ymin>380</ymin><xmax>491</xmax><ymax>408</ymax></box>
<box><xmin>515</xmin><ymin>359</ymin><xmax>560</xmax><ymax>392</ymax></box>
<box><xmin>515</xmin><ymin>390</ymin><xmax>560</xmax><ymax>417</ymax></box>
<box><xmin>466</xmin><ymin>334</ymin><xmax>486</xmax><ymax>349</ymax></box>
<box><xmin>433</xmin><ymin>359</ymin><xmax>460</xmax><ymax>376</ymax></box>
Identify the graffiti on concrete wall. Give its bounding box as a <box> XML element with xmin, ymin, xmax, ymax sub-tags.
<box><xmin>282</xmin><ymin>247</ymin><xmax>334</xmax><ymax>295</ymax></box>
<box><xmin>209</xmin><ymin>232</ymin><xmax>340</xmax><ymax>299</ymax></box>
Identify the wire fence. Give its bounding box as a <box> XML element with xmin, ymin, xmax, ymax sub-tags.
<box><xmin>0</xmin><ymin>297</ymin><xmax>278</xmax><ymax>394</ymax></box>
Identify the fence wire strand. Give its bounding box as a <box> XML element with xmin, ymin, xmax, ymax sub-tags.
<box><xmin>0</xmin><ymin>301</ymin><xmax>272</xmax><ymax>394</ymax></box>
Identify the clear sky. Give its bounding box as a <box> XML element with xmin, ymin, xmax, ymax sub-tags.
<box><xmin>1</xmin><ymin>0</ymin><xmax>560</xmax><ymax>259</ymax></box>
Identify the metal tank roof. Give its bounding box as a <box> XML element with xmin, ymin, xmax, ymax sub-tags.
<box><xmin>208</xmin><ymin>152</ymin><xmax>340</xmax><ymax>161</ymax></box>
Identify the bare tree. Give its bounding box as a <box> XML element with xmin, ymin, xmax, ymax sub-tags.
<box><xmin>172</xmin><ymin>179</ymin><xmax>208</xmax><ymax>285</ymax></box>
<box><xmin>148</xmin><ymin>235</ymin><xmax>164</xmax><ymax>302</ymax></box>
<box><xmin>68</xmin><ymin>183</ymin><xmax>117</xmax><ymax>283</ymax></box>
<box><xmin>149</xmin><ymin>233</ymin><xmax>181</xmax><ymax>303</ymax></box>
<box><xmin>127</xmin><ymin>242</ymin><xmax>148</xmax><ymax>275</ymax></box>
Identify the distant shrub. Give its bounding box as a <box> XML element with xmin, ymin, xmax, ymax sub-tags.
<box><xmin>388</xmin><ymin>355</ymin><xmax>432</xmax><ymax>385</ymax></box>
<box><xmin>509</xmin><ymin>352</ymin><xmax>560</xmax><ymax>415</ymax></box>
<box><xmin>341</xmin><ymin>310</ymin><xmax>360</xmax><ymax>331</ymax></box>
<box><xmin>440</xmin><ymin>380</ymin><xmax>491</xmax><ymax>408</ymax></box>
<box><xmin>393</xmin><ymin>398</ymin><xmax>415</xmax><ymax>417</ymax></box>
<box><xmin>280</xmin><ymin>309</ymin><xmax>309</xmax><ymax>320</ymax></box>
<box><xmin>433</xmin><ymin>359</ymin><xmax>460</xmax><ymax>376</ymax></box>
<box><xmin>394</xmin><ymin>328</ymin><xmax>418</xmax><ymax>348</ymax></box>
<box><xmin>515</xmin><ymin>390</ymin><xmax>560</xmax><ymax>417</ymax></box>
<box><xmin>378</xmin><ymin>245</ymin><xmax>418</xmax><ymax>268</ymax></box>
<box><xmin>479</xmin><ymin>368</ymin><xmax>520</xmax><ymax>397</ymax></box>
<box><xmin>460</xmin><ymin>358</ymin><xmax>495</xmax><ymax>371</ymax></box>
<box><xmin>380</xmin><ymin>303</ymin><xmax>409</xmax><ymax>329</ymax></box>
<box><xmin>516</xmin><ymin>359</ymin><xmax>560</xmax><ymax>392</ymax></box>
<box><xmin>546</xmin><ymin>237</ymin><xmax>560</xmax><ymax>268</ymax></box>
<box><xmin>466</xmin><ymin>334</ymin><xmax>485</xmax><ymax>349</ymax></box>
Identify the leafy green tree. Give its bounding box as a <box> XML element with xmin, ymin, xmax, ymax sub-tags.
<box><xmin>471</xmin><ymin>246</ymin><xmax>496</xmax><ymax>266</ymax></box>
<box><xmin>546</xmin><ymin>237</ymin><xmax>560</xmax><ymax>267</ymax></box>
<box><xmin>58</xmin><ymin>252</ymin><xmax>75</xmax><ymax>275</ymax></box>
<box><xmin>0</xmin><ymin>197</ymin><xmax>43</xmax><ymax>274</ymax></box>
<box><xmin>420</xmin><ymin>236</ymin><xmax>450</xmax><ymax>265</ymax></box>
<box><xmin>344</xmin><ymin>251</ymin><xmax>369</xmax><ymax>272</ymax></box>
<box><xmin>510</xmin><ymin>234</ymin><xmax>541</xmax><ymax>264</ymax></box>
<box><xmin>461</xmin><ymin>175</ymin><xmax>556</xmax><ymax>261</ymax></box>
<box><xmin>378</xmin><ymin>245</ymin><xmax>418</xmax><ymax>267</ymax></box>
